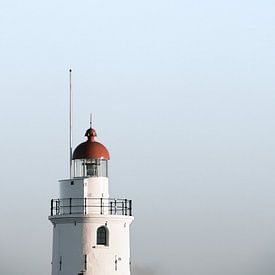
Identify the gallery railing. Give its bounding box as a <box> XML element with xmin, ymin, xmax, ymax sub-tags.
<box><xmin>50</xmin><ymin>198</ymin><xmax>132</xmax><ymax>216</ymax></box>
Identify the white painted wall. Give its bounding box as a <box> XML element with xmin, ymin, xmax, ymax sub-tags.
<box><xmin>59</xmin><ymin>177</ymin><xmax>109</xmax><ymax>199</ymax></box>
<box><xmin>50</xmin><ymin>215</ymin><xmax>133</xmax><ymax>275</ymax></box>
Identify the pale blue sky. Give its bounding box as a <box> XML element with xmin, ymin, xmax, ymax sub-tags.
<box><xmin>0</xmin><ymin>0</ymin><xmax>275</xmax><ymax>274</ymax></box>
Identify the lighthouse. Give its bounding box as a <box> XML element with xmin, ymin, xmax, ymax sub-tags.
<box><xmin>49</xmin><ymin>126</ymin><xmax>134</xmax><ymax>275</ymax></box>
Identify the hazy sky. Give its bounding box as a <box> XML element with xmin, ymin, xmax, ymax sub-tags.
<box><xmin>0</xmin><ymin>0</ymin><xmax>275</xmax><ymax>274</ymax></box>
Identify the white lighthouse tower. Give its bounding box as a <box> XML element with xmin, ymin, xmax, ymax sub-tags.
<box><xmin>49</xmin><ymin>126</ymin><xmax>134</xmax><ymax>275</ymax></box>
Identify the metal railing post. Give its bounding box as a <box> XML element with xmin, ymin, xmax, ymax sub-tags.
<box><xmin>125</xmin><ymin>199</ymin><xmax>128</xmax><ymax>216</ymax></box>
<box><xmin>51</xmin><ymin>199</ymin><xmax>53</xmax><ymax>216</ymax></box>
<box><xmin>110</xmin><ymin>202</ymin><xmax>113</xmax><ymax>215</ymax></box>
<box><xmin>84</xmin><ymin>198</ymin><xmax>87</xmax><ymax>214</ymax></box>
<box><xmin>55</xmin><ymin>200</ymin><xmax>58</xmax><ymax>215</ymax></box>
<box><xmin>100</xmin><ymin>198</ymin><xmax>103</xmax><ymax>215</ymax></box>
<box><xmin>129</xmin><ymin>200</ymin><xmax>132</xmax><ymax>216</ymax></box>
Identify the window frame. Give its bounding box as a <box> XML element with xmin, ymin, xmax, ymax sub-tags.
<box><xmin>96</xmin><ymin>226</ymin><xmax>109</xmax><ymax>246</ymax></box>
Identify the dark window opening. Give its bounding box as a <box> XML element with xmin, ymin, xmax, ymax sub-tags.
<box><xmin>84</xmin><ymin>254</ymin><xmax>87</xmax><ymax>270</ymax></box>
<box><xmin>97</xmin><ymin>226</ymin><xmax>108</xmax><ymax>246</ymax></box>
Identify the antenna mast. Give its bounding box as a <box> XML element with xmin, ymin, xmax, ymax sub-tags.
<box><xmin>69</xmin><ymin>69</ymin><xmax>73</xmax><ymax>179</ymax></box>
<box><xmin>90</xmin><ymin>113</ymin><xmax>93</xmax><ymax>128</ymax></box>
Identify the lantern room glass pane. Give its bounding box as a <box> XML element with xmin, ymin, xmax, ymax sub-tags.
<box><xmin>74</xmin><ymin>159</ymin><xmax>108</xmax><ymax>178</ymax></box>
<box><xmin>86</xmin><ymin>162</ymin><xmax>97</xmax><ymax>176</ymax></box>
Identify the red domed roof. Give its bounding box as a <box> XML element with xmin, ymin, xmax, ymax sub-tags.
<box><xmin>72</xmin><ymin>128</ymin><xmax>110</xmax><ymax>160</ymax></box>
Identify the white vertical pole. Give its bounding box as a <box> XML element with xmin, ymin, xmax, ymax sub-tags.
<box><xmin>69</xmin><ymin>69</ymin><xmax>73</xmax><ymax>179</ymax></box>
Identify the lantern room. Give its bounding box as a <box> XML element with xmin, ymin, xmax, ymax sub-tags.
<box><xmin>72</xmin><ymin>127</ymin><xmax>110</xmax><ymax>178</ymax></box>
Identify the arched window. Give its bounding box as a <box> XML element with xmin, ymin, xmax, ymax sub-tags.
<box><xmin>97</xmin><ymin>226</ymin><xmax>108</xmax><ymax>246</ymax></box>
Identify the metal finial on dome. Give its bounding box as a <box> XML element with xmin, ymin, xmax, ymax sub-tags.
<box><xmin>85</xmin><ymin>127</ymin><xmax>97</xmax><ymax>141</ymax></box>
